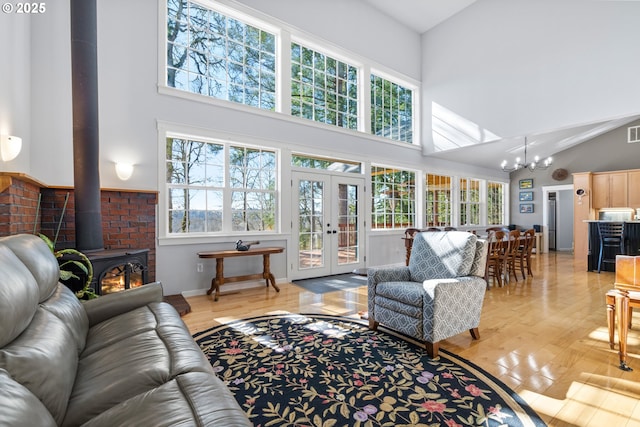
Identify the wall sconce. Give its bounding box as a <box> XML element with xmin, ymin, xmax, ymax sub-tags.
<box><xmin>115</xmin><ymin>162</ymin><xmax>134</xmax><ymax>180</ymax></box>
<box><xmin>1</xmin><ymin>135</ymin><xmax>22</xmax><ymax>161</ymax></box>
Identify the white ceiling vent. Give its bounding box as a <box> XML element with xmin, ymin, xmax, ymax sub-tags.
<box><xmin>629</xmin><ymin>126</ymin><xmax>640</xmax><ymax>143</ymax></box>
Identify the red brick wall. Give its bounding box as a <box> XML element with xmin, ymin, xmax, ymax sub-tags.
<box><xmin>0</xmin><ymin>178</ymin><xmax>42</xmax><ymax>236</ymax></box>
<box><xmin>1</xmin><ymin>176</ymin><xmax>157</xmax><ymax>282</ymax></box>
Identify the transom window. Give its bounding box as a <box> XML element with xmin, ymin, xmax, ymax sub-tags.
<box><xmin>425</xmin><ymin>174</ymin><xmax>452</xmax><ymax>227</ymax></box>
<box><xmin>371</xmin><ymin>166</ymin><xmax>416</xmax><ymax>229</ymax></box>
<box><xmin>291</xmin><ymin>43</ymin><xmax>359</xmax><ymax>130</ymax></box>
<box><xmin>460</xmin><ymin>178</ymin><xmax>480</xmax><ymax>226</ymax></box>
<box><xmin>487</xmin><ymin>181</ymin><xmax>505</xmax><ymax>225</ymax></box>
<box><xmin>166</xmin><ymin>0</ymin><xmax>276</xmax><ymax>109</ymax></box>
<box><xmin>291</xmin><ymin>154</ymin><xmax>362</xmax><ymax>173</ymax></box>
<box><xmin>371</xmin><ymin>75</ymin><xmax>413</xmax><ymax>143</ymax></box>
<box><xmin>166</xmin><ymin>136</ymin><xmax>277</xmax><ymax>234</ymax></box>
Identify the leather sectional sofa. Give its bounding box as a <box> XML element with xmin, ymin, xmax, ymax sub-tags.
<box><xmin>0</xmin><ymin>234</ymin><xmax>251</xmax><ymax>426</ymax></box>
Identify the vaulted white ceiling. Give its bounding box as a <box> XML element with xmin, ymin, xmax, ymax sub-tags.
<box><xmin>363</xmin><ymin>0</ymin><xmax>639</xmax><ymax>171</ymax></box>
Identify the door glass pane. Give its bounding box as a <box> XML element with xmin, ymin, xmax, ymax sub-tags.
<box><xmin>337</xmin><ymin>183</ymin><xmax>359</xmax><ymax>265</ymax></box>
<box><xmin>298</xmin><ymin>180</ymin><xmax>324</xmax><ymax>269</ymax></box>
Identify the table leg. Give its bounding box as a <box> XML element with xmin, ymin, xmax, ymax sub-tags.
<box><xmin>615</xmin><ymin>291</ymin><xmax>633</xmax><ymax>371</ymax></box>
<box><xmin>205</xmin><ymin>258</ymin><xmax>224</xmax><ymax>302</ymax></box>
<box><xmin>606</xmin><ymin>291</ymin><xmax>616</xmax><ymax>350</ymax></box>
<box><xmin>263</xmin><ymin>254</ymin><xmax>280</xmax><ymax>292</ymax></box>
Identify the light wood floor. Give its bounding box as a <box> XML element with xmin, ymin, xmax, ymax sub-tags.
<box><xmin>182</xmin><ymin>252</ymin><xmax>640</xmax><ymax>427</ymax></box>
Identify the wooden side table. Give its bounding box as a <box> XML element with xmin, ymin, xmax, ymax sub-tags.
<box><xmin>197</xmin><ymin>247</ymin><xmax>284</xmax><ymax>301</ymax></box>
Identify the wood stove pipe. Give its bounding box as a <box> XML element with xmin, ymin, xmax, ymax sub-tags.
<box><xmin>70</xmin><ymin>0</ymin><xmax>104</xmax><ymax>251</ymax></box>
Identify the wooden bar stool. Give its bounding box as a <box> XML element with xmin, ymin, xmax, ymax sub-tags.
<box><xmin>597</xmin><ymin>222</ymin><xmax>625</xmax><ymax>273</ymax></box>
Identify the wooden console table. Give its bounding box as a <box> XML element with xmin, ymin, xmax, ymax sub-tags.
<box><xmin>197</xmin><ymin>247</ymin><xmax>284</xmax><ymax>301</ymax></box>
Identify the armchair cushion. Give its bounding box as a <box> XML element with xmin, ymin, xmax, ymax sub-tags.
<box><xmin>409</xmin><ymin>232</ymin><xmax>478</xmax><ymax>281</ymax></box>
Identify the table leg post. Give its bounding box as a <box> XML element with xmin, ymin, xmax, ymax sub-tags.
<box><xmin>263</xmin><ymin>254</ymin><xmax>280</xmax><ymax>292</ymax></box>
<box><xmin>213</xmin><ymin>258</ymin><xmax>224</xmax><ymax>301</ymax></box>
<box><xmin>615</xmin><ymin>290</ymin><xmax>633</xmax><ymax>371</ymax></box>
<box><xmin>606</xmin><ymin>291</ymin><xmax>616</xmax><ymax>350</ymax></box>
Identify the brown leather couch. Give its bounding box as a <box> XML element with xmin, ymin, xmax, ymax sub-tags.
<box><xmin>0</xmin><ymin>234</ymin><xmax>250</xmax><ymax>426</ymax></box>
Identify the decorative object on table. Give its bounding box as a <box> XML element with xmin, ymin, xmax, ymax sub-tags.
<box><xmin>551</xmin><ymin>168</ymin><xmax>569</xmax><ymax>181</ymax></box>
<box><xmin>520</xmin><ymin>203</ymin><xmax>534</xmax><ymax>214</ymax></box>
<box><xmin>519</xmin><ymin>178</ymin><xmax>534</xmax><ymax>189</ymax></box>
<box><xmin>519</xmin><ymin>191</ymin><xmax>534</xmax><ymax>201</ymax></box>
<box><xmin>235</xmin><ymin>239</ymin><xmax>260</xmax><ymax>251</ymax></box>
<box><xmin>195</xmin><ymin>313</ymin><xmax>547</xmax><ymax>427</ymax></box>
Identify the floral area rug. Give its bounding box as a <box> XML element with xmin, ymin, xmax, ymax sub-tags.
<box><xmin>194</xmin><ymin>314</ymin><xmax>546</xmax><ymax>427</ymax></box>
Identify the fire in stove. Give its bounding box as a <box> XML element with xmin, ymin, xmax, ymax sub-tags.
<box><xmin>101</xmin><ymin>262</ymin><xmax>146</xmax><ymax>295</ymax></box>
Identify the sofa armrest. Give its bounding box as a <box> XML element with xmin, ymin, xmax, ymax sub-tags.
<box><xmin>82</xmin><ymin>282</ymin><xmax>164</xmax><ymax>326</ymax></box>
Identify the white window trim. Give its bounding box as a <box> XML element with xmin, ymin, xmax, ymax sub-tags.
<box><xmin>370</xmin><ymin>163</ymin><xmax>422</xmax><ymax>231</ymax></box>
<box><xmin>157</xmin><ymin>121</ymin><xmax>285</xmax><ymax>246</ymax></box>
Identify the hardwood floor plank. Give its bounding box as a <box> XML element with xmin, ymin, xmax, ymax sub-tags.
<box><xmin>181</xmin><ymin>251</ymin><xmax>640</xmax><ymax>426</ymax></box>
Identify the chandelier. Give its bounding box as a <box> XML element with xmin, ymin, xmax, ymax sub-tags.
<box><xmin>500</xmin><ymin>137</ymin><xmax>552</xmax><ymax>172</ymax></box>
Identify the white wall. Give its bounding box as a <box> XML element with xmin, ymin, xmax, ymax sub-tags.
<box><xmin>422</xmin><ymin>0</ymin><xmax>640</xmax><ymax>150</ymax></box>
<box><xmin>0</xmin><ymin>11</ymin><xmax>31</xmax><ymax>173</ymax></box>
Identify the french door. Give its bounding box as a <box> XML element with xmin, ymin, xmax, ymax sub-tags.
<box><xmin>291</xmin><ymin>172</ymin><xmax>365</xmax><ymax>280</ymax></box>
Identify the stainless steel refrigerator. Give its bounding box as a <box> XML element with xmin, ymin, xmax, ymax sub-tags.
<box><xmin>548</xmin><ymin>193</ymin><xmax>556</xmax><ymax>251</ymax></box>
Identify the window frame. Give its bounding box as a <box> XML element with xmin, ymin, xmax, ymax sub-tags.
<box><xmin>487</xmin><ymin>181</ymin><xmax>506</xmax><ymax>226</ymax></box>
<box><xmin>425</xmin><ymin>173</ymin><xmax>453</xmax><ymax>227</ymax></box>
<box><xmin>164</xmin><ymin>0</ymin><xmax>279</xmax><ymax>109</ymax></box>
<box><xmin>370</xmin><ymin>165</ymin><xmax>417</xmax><ymax>230</ymax></box>
<box><xmin>160</xmin><ymin>129</ymin><xmax>280</xmax><ymax>241</ymax></box>
<box><xmin>370</xmin><ymin>72</ymin><xmax>415</xmax><ymax>144</ymax></box>
<box><xmin>459</xmin><ymin>177</ymin><xmax>481</xmax><ymax>227</ymax></box>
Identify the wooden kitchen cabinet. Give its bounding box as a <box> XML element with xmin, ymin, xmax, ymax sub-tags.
<box><xmin>592</xmin><ymin>172</ymin><xmax>628</xmax><ymax>209</ymax></box>
<box><xmin>629</xmin><ymin>171</ymin><xmax>640</xmax><ymax>208</ymax></box>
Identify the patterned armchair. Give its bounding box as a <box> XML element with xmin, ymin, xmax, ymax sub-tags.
<box><xmin>368</xmin><ymin>231</ymin><xmax>489</xmax><ymax>358</ymax></box>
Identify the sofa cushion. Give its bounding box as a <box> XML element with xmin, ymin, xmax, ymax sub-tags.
<box><xmin>40</xmin><ymin>284</ymin><xmax>89</xmax><ymax>353</ymax></box>
<box><xmin>0</xmin><ymin>368</ymin><xmax>56</xmax><ymax>427</ymax></box>
<box><xmin>0</xmin><ymin>245</ymin><xmax>40</xmax><ymax>347</ymax></box>
<box><xmin>79</xmin><ymin>372</ymin><xmax>252</xmax><ymax>427</ymax></box>
<box><xmin>0</xmin><ymin>234</ymin><xmax>60</xmax><ymax>302</ymax></box>
<box><xmin>0</xmin><ymin>308</ymin><xmax>79</xmax><ymax>425</ymax></box>
<box><xmin>63</xmin><ymin>302</ymin><xmax>216</xmax><ymax>426</ymax></box>
<box><xmin>409</xmin><ymin>231</ymin><xmax>477</xmax><ymax>281</ymax></box>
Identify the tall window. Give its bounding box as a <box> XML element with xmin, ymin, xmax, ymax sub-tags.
<box><xmin>487</xmin><ymin>182</ymin><xmax>505</xmax><ymax>225</ymax></box>
<box><xmin>166</xmin><ymin>136</ymin><xmax>277</xmax><ymax>234</ymax></box>
<box><xmin>166</xmin><ymin>0</ymin><xmax>276</xmax><ymax>109</ymax></box>
<box><xmin>371</xmin><ymin>166</ymin><xmax>415</xmax><ymax>229</ymax></box>
<box><xmin>460</xmin><ymin>178</ymin><xmax>480</xmax><ymax>226</ymax></box>
<box><xmin>371</xmin><ymin>75</ymin><xmax>413</xmax><ymax>143</ymax></box>
<box><xmin>291</xmin><ymin>43</ymin><xmax>358</xmax><ymax>130</ymax></box>
<box><xmin>425</xmin><ymin>174</ymin><xmax>452</xmax><ymax>227</ymax></box>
